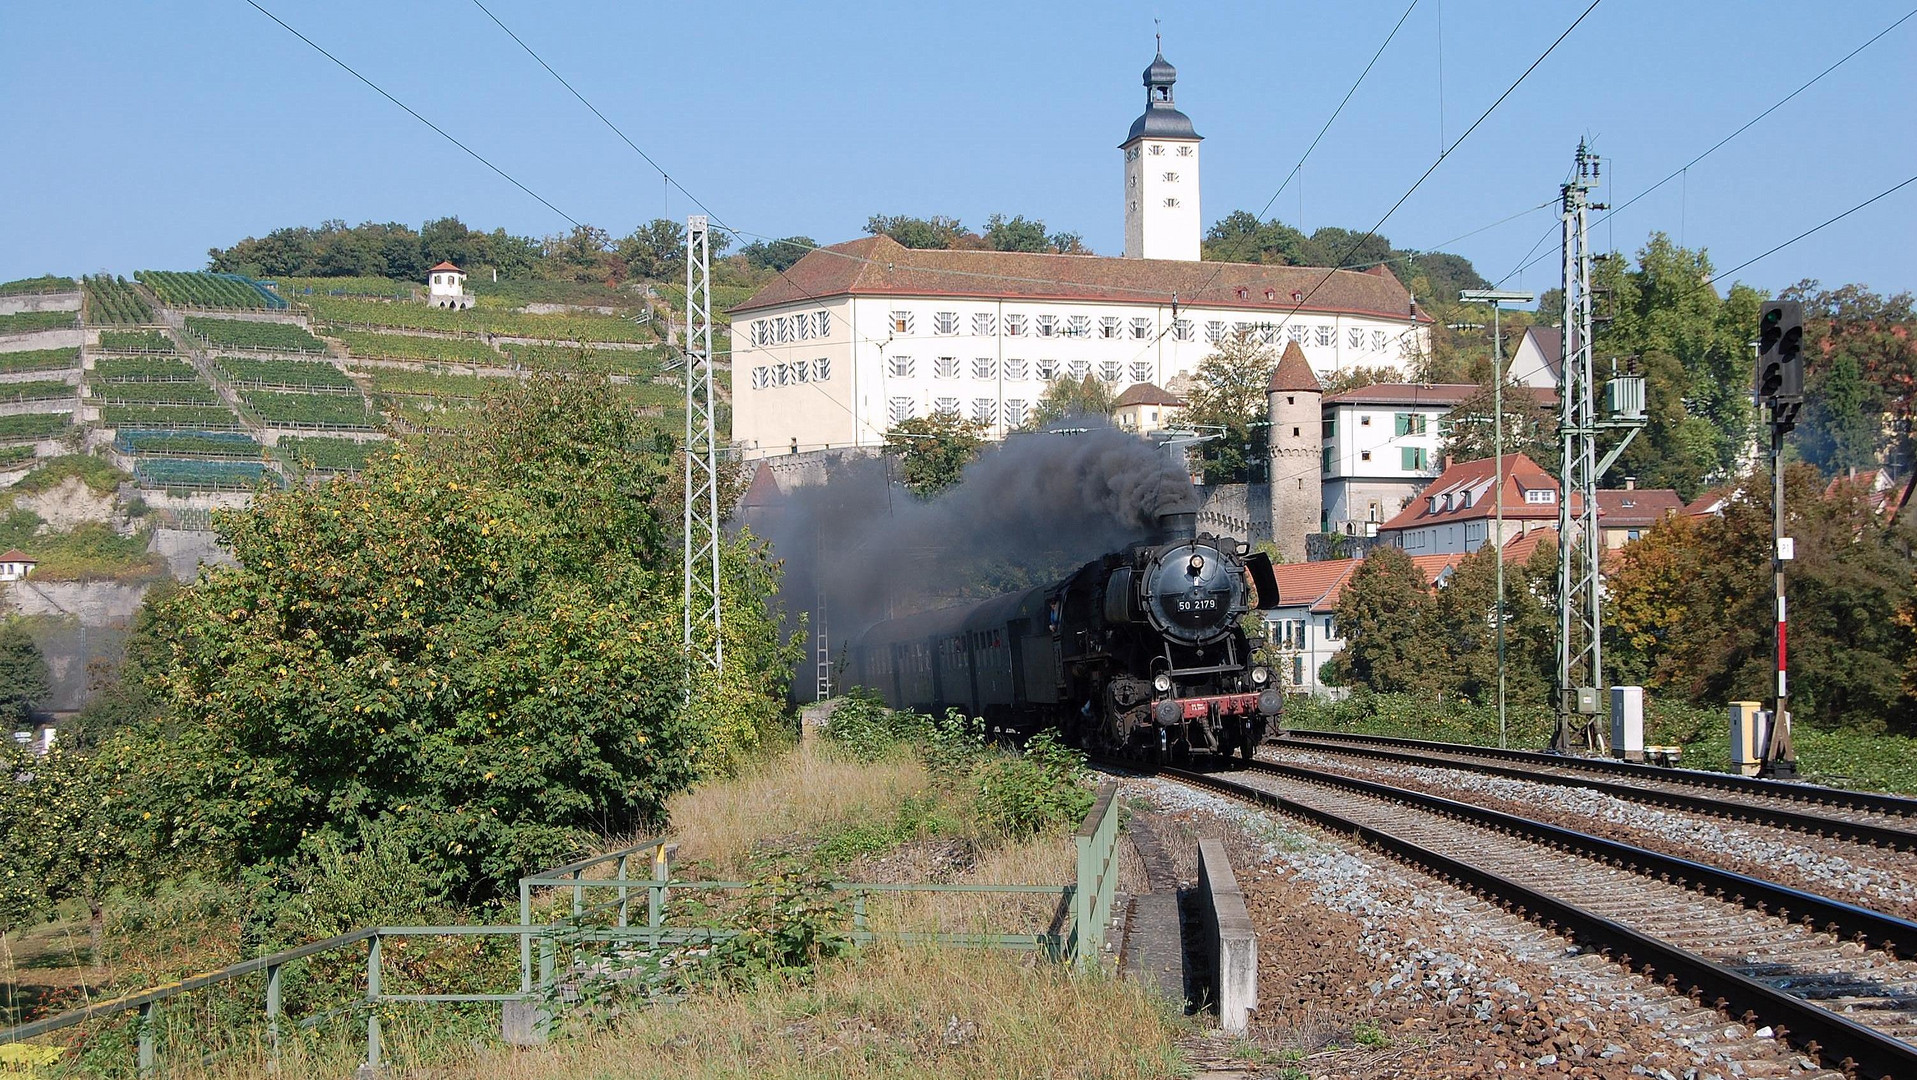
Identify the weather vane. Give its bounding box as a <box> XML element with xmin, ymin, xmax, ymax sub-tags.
<box><xmin>1154</xmin><ymin>18</ymin><xmax>1162</xmax><ymax>52</ymax></box>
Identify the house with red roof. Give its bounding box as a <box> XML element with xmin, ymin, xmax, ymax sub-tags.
<box><xmin>1111</xmin><ymin>382</ymin><xmax>1185</xmax><ymax>435</ymax></box>
<box><xmin>1377</xmin><ymin>453</ymin><xmax>1570</xmax><ymax>555</ymax></box>
<box><xmin>0</xmin><ymin>549</ymin><xmax>36</xmax><ymax>582</ymax></box>
<box><xmin>425</xmin><ymin>261</ymin><xmax>473</xmax><ymax>311</ymax></box>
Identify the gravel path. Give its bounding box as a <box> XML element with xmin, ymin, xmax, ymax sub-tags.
<box><xmin>1264</xmin><ymin>746</ymin><xmax>1917</xmax><ymax>921</ymax></box>
<box><xmin>1123</xmin><ymin>775</ymin><xmax>1846</xmax><ymax>1080</ymax></box>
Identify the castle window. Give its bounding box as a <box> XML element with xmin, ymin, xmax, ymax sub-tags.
<box><xmin>972</xmin><ymin>312</ymin><xmax>996</xmax><ymax>336</ymax></box>
<box><xmin>1004</xmin><ymin>399</ymin><xmax>1028</xmax><ymax>426</ymax></box>
<box><xmin>934</xmin><ymin>397</ymin><xmax>960</xmax><ymax>417</ymax></box>
<box><xmin>890</xmin><ymin>310</ymin><xmax>914</xmax><ymax>334</ymax></box>
<box><xmin>1163</xmin><ymin>197</ymin><xmax>1181</xmax><ymax>208</ymax></box>
<box><xmin>1361</xmin><ymin>450</ymin><xmax>1373</xmax><ymax>461</ymax></box>
<box><xmin>971</xmin><ymin>398</ymin><xmax>996</xmax><ymax>424</ymax></box>
<box><xmin>818</xmin><ymin>311</ymin><xmax>832</xmax><ymax>337</ymax></box>
<box><xmin>1173</xmin><ymin>318</ymin><xmax>1194</xmax><ymax>341</ymax></box>
<box><xmin>1402</xmin><ymin>447</ymin><xmax>1428</xmax><ymax>471</ymax></box>
<box><xmin>812</xmin><ymin>358</ymin><xmax>830</xmax><ymax>381</ymax></box>
<box><xmin>775</xmin><ymin>317</ymin><xmax>792</xmax><ymax>344</ymax></box>
<box><xmin>934</xmin><ymin>356</ymin><xmax>960</xmax><ymax>379</ymax></box>
<box><xmin>1098</xmin><ymin>361</ymin><xmax>1123</xmax><ymax>383</ymax></box>
<box><xmin>888</xmin><ymin>397</ymin><xmax>915</xmax><ymax>423</ymax></box>
<box><xmin>789</xmin><ymin>361</ymin><xmax>808</xmax><ymax>384</ymax></box>
<box><xmin>1130</xmin><ymin>317</ymin><xmax>1153</xmax><ymax>339</ymax></box>
<box><xmin>1098</xmin><ymin>316</ymin><xmax>1122</xmax><ymax>339</ymax></box>
<box><xmin>752</xmin><ymin>321</ymin><xmax>770</xmax><ymax>347</ymax></box>
<box><xmin>1349</xmin><ymin>327</ymin><xmax>1365</xmax><ymax>349</ymax></box>
<box><xmin>887</xmin><ymin>356</ymin><xmax>915</xmax><ymax>378</ymax></box>
<box><xmin>972</xmin><ymin>357</ymin><xmax>996</xmax><ymax>380</ymax></box>
<box><xmin>1315</xmin><ymin>325</ymin><xmax>1334</xmax><ymax>347</ymax></box>
<box><xmin>773</xmin><ymin>364</ymin><xmax>790</xmax><ymax>387</ymax></box>
<box><xmin>1292</xmin><ymin>427</ymin><xmax>1300</xmax><ymax>437</ymax></box>
<box><xmin>1131</xmin><ymin>361</ymin><xmax>1153</xmax><ymax>383</ymax></box>
<box><xmin>1003</xmin><ymin>359</ymin><xmax>1028</xmax><ymax>380</ymax></box>
<box><xmin>933</xmin><ymin>311</ymin><xmax>960</xmax><ymax>336</ymax></box>
<box><xmin>1067</xmin><ymin>360</ymin><xmax>1091</xmax><ymax>381</ymax></box>
<box><xmin>1035</xmin><ymin>314</ymin><xmax>1059</xmax><ymax>338</ymax></box>
<box><xmin>1394</xmin><ymin>413</ymin><xmax>1427</xmax><ymax>436</ymax></box>
<box><xmin>1035</xmin><ymin>359</ymin><xmax>1059</xmax><ymax>381</ymax></box>
<box><xmin>1372</xmin><ymin>330</ymin><xmax>1387</xmax><ymax>351</ymax></box>
<box><xmin>1289</xmin><ymin>324</ymin><xmax>1307</xmax><ymax>343</ymax></box>
<box><xmin>751</xmin><ymin>366</ymin><xmax>770</xmax><ymax>389</ymax></box>
<box><xmin>1065</xmin><ymin>315</ymin><xmax>1091</xmax><ymax>338</ymax></box>
<box><xmin>1525</xmin><ymin>489</ymin><xmax>1556</xmax><ymax>504</ymax></box>
<box><xmin>1204</xmin><ymin>320</ymin><xmax>1226</xmax><ymax>343</ymax></box>
<box><xmin>1257</xmin><ymin>323</ymin><xmax>1281</xmax><ymax>345</ymax></box>
<box><xmin>1004</xmin><ymin>314</ymin><xmax>1027</xmax><ymax>337</ymax></box>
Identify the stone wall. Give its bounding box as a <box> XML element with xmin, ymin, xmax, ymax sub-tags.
<box><xmin>0</xmin><ymin>294</ymin><xmax>81</xmax><ymax>315</ymax></box>
<box><xmin>1195</xmin><ymin>483</ymin><xmax>1271</xmax><ymax>545</ymax></box>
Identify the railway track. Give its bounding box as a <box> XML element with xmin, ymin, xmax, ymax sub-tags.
<box><xmin>1275</xmin><ymin>728</ymin><xmax>1917</xmax><ymax>853</ymax></box>
<box><xmin>1154</xmin><ymin>758</ymin><xmax>1917</xmax><ymax>1079</ymax></box>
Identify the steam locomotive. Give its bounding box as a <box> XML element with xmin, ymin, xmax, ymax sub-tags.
<box><xmin>845</xmin><ymin>511</ymin><xmax>1283</xmax><ymax>761</ymax></box>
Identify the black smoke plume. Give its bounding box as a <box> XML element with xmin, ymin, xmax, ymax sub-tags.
<box><xmin>746</xmin><ymin>422</ymin><xmax>1195</xmax><ymax>697</ymax></box>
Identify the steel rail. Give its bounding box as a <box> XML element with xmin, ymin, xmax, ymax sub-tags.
<box><xmin>1239</xmin><ymin>758</ymin><xmax>1917</xmax><ymax>956</ymax></box>
<box><xmin>1281</xmin><ymin>728</ymin><xmax>1917</xmax><ymax>819</ymax></box>
<box><xmin>1271</xmin><ymin>731</ymin><xmax>1917</xmax><ymax>852</ymax></box>
<box><xmin>1161</xmin><ymin>764</ymin><xmax>1917</xmax><ymax>1079</ymax></box>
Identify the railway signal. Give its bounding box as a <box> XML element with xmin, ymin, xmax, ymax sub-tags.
<box><xmin>1758</xmin><ymin>298</ymin><xmax>1802</xmax><ymax>780</ymax></box>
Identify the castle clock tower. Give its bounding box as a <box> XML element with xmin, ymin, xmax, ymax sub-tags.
<box><xmin>1121</xmin><ymin>47</ymin><xmax>1202</xmax><ymax>261</ymax></box>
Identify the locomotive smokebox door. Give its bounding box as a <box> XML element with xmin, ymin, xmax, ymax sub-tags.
<box><xmin>1243</xmin><ymin>551</ymin><xmax>1281</xmax><ymax>610</ymax></box>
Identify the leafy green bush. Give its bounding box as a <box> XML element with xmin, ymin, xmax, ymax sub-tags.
<box><xmin>93</xmin><ymin>357</ymin><xmax>198</xmax><ymax>381</ymax></box>
<box><xmin>337</xmin><ymin>330</ymin><xmax>499</xmax><ymax>364</ymax></box>
<box><xmin>100</xmin><ymin>404</ymin><xmax>242</xmax><ymax>429</ymax></box>
<box><xmin>0</xmin><ymin>276</ymin><xmax>76</xmax><ymax>297</ymax></box>
<box><xmin>0</xmin><ymin>347</ymin><xmax>80</xmax><ymax>374</ymax></box>
<box><xmin>239</xmin><ymin>389</ymin><xmax>378</xmax><ymax>428</ymax></box>
<box><xmin>972</xmin><ymin>731</ymin><xmax>1094</xmax><ymax>839</ymax></box>
<box><xmin>83</xmin><ymin>276</ymin><xmax>154</xmax><ymax>325</ymax></box>
<box><xmin>0</xmin><ymin>380</ymin><xmax>74</xmax><ymax>403</ymax></box>
<box><xmin>96</xmin><ymin>330</ymin><xmax>175</xmax><ymax>353</ymax></box>
<box><xmin>88</xmin><ymin>379</ymin><xmax>220</xmax><ymax>405</ymax></box>
<box><xmin>216</xmin><ymin>355</ymin><xmax>355</xmax><ymax>390</ymax></box>
<box><xmin>10</xmin><ymin>454</ymin><xmax>128</xmax><ymax>495</ymax></box>
<box><xmin>0</xmin><ymin>413</ymin><xmax>68</xmax><ymax>439</ymax></box>
<box><xmin>0</xmin><ymin>446</ymin><xmax>34</xmax><ymax>468</ymax></box>
<box><xmin>184</xmin><ymin>317</ymin><xmax>325</xmax><ymax>353</ymax></box>
<box><xmin>822</xmin><ymin>688</ymin><xmax>931</xmax><ymax>761</ymax></box>
<box><xmin>0</xmin><ymin>311</ymin><xmax>76</xmax><ymax>335</ymax></box>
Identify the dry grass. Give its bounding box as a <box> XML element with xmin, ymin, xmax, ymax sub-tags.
<box><xmin>150</xmin><ymin>946</ymin><xmax>1187</xmax><ymax>1080</ymax></box>
<box><xmin>665</xmin><ymin>741</ymin><xmax>931</xmax><ymax>876</ymax></box>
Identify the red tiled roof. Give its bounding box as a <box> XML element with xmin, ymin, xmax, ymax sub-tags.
<box><xmin>731</xmin><ymin>234</ymin><xmax>1430</xmax><ymax>322</ymax></box>
<box><xmin>0</xmin><ymin>549</ymin><xmax>34</xmax><ymax>563</ymax></box>
<box><xmin>1593</xmin><ymin>488</ymin><xmax>1684</xmax><ymax>528</ymax></box>
<box><xmin>1498</xmin><ymin>527</ymin><xmax>1557</xmax><ymax>565</ymax></box>
<box><xmin>1269</xmin><ymin>558</ymin><xmax>1361</xmax><ymax>614</ymax></box>
<box><xmin>1322</xmin><ymin>382</ymin><xmax>1478</xmax><ymax>407</ymax></box>
<box><xmin>1269</xmin><ymin>341</ymin><xmax>1321</xmax><ymax>392</ymax></box>
<box><xmin>1112</xmin><ymin>382</ymin><xmax>1184</xmax><ymax>408</ymax></box>
<box><xmin>429</xmin><ymin>261</ymin><xmax>463</xmax><ymax>273</ymax></box>
<box><xmin>738</xmin><ymin>461</ymin><xmax>783</xmax><ymax>510</ymax></box>
<box><xmin>1378</xmin><ymin>454</ymin><xmax>1570</xmax><ymax>532</ymax></box>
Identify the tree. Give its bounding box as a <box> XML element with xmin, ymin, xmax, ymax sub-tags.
<box><xmin>1201</xmin><ymin>211</ymin><xmax>1316</xmax><ymax>265</ymax></box>
<box><xmin>740</xmin><ymin>235</ymin><xmax>817</xmax><ymax>273</ymax></box>
<box><xmin>1181</xmin><ymin>330</ymin><xmax>1276</xmax><ymax>483</ymax></box>
<box><xmin>1030</xmin><ymin>374</ymin><xmax>1116</xmax><ymax>427</ymax></box>
<box><xmin>1319</xmin><ymin>365</ymin><xmax>1405</xmax><ymax>396</ymax></box>
<box><xmin>1789</xmin><ymin>282</ymin><xmax>1917</xmax><ymax>476</ymax></box>
<box><xmin>983</xmin><ymin>214</ymin><xmax>1050</xmax><ymax>253</ymax></box>
<box><xmin>1326</xmin><ymin>547</ymin><xmax>1438</xmax><ymax>692</ymax></box>
<box><xmin>865</xmin><ymin>214</ymin><xmax>971</xmax><ymax>250</ymax></box>
<box><xmin>1606</xmin><ymin>468</ymin><xmax>1917</xmax><ymax>729</ymax></box>
<box><xmin>1425</xmin><ymin>544</ymin><xmax>1555</xmax><ymax>702</ymax></box>
<box><xmin>1797</xmin><ymin>351</ymin><xmax>1882</xmax><ymax>476</ymax></box>
<box><xmin>615</xmin><ymin>218</ymin><xmax>684</xmax><ymax>281</ymax></box>
<box><xmin>126</xmin><ymin>374</ymin><xmax>796</xmax><ymax>900</ymax></box>
<box><xmin>0</xmin><ymin>620</ymin><xmax>49</xmax><ymax>726</ymax></box>
<box><xmin>1438</xmin><ymin>377</ymin><xmax>1560</xmax><ymax>474</ymax></box>
<box><xmin>884</xmin><ymin>414</ymin><xmax>988</xmax><ymax>499</ymax></box>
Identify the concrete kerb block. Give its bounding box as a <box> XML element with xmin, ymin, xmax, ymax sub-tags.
<box><xmin>1197</xmin><ymin>838</ymin><xmax>1258</xmax><ymax>1033</ymax></box>
<box><xmin>501</xmin><ymin>1000</ymin><xmax>547</xmax><ymax>1046</ymax></box>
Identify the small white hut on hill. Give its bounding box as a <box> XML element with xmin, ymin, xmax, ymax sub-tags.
<box><xmin>425</xmin><ymin>261</ymin><xmax>473</xmax><ymax>310</ymax></box>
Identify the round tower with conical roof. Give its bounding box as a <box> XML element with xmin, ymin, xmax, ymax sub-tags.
<box><xmin>1267</xmin><ymin>340</ymin><xmax>1323</xmax><ymax>561</ymax></box>
<box><xmin>1121</xmin><ymin>46</ymin><xmax>1202</xmax><ymax>261</ymax></box>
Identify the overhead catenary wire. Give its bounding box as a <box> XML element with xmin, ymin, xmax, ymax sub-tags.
<box><xmin>1497</xmin><ymin>6</ymin><xmax>1916</xmax><ymax>285</ymax></box>
<box><xmin>1703</xmin><ymin>171</ymin><xmax>1917</xmax><ymax>288</ymax></box>
<box><xmin>241</xmin><ymin>0</ymin><xmax>581</xmax><ymax>229</ymax></box>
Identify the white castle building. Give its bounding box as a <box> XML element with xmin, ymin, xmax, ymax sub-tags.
<box><xmin>730</xmin><ymin>49</ymin><xmax>1432</xmax><ymax>460</ymax></box>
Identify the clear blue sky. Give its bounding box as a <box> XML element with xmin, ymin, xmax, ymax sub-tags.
<box><xmin>4</xmin><ymin>1</ymin><xmax>1913</xmax><ymax>300</ymax></box>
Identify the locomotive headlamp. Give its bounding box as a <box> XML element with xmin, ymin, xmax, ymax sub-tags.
<box><xmin>1187</xmin><ymin>554</ymin><xmax>1204</xmax><ymax>576</ymax></box>
<box><xmin>1250</xmin><ymin>666</ymin><xmax>1271</xmax><ymax>686</ymax></box>
<box><xmin>1152</xmin><ymin>673</ymin><xmax>1172</xmax><ymax>693</ymax></box>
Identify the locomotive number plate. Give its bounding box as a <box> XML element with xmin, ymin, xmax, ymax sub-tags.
<box><xmin>1176</xmin><ymin>598</ymin><xmax>1219</xmax><ymax>612</ymax></box>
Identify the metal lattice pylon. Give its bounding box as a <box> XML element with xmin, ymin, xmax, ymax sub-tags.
<box><xmin>683</xmin><ymin>215</ymin><xmax>722</xmax><ymax>672</ymax></box>
<box><xmin>1554</xmin><ymin>141</ymin><xmax>1603</xmax><ymax>752</ymax></box>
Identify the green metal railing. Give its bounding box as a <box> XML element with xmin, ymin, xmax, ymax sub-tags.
<box><xmin>1</xmin><ymin>783</ymin><xmax>1124</xmax><ymax>1075</ymax></box>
